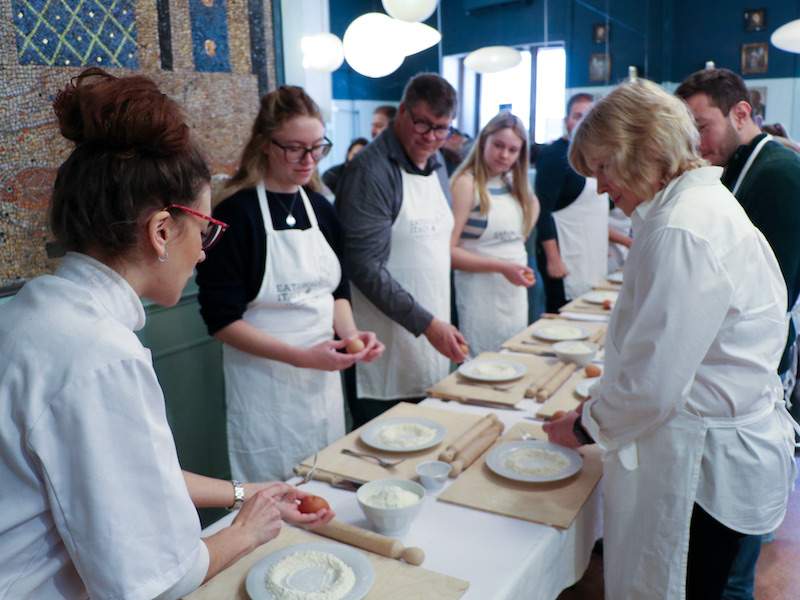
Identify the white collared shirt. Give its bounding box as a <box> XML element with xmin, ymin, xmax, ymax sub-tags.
<box><xmin>583</xmin><ymin>167</ymin><xmax>794</xmax><ymax>532</ymax></box>
<box><xmin>0</xmin><ymin>253</ymin><xmax>205</xmax><ymax>599</ymax></box>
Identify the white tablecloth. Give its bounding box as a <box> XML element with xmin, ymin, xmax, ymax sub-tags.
<box><xmin>203</xmin><ymin>397</ymin><xmax>602</xmax><ymax>600</ymax></box>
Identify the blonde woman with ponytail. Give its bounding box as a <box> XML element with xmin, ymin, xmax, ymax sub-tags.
<box><xmin>197</xmin><ymin>86</ymin><xmax>383</xmax><ymax>482</ymax></box>
<box><xmin>450</xmin><ymin>112</ymin><xmax>540</xmax><ymax>355</ymax></box>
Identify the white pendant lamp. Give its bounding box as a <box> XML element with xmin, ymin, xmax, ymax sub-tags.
<box><xmin>382</xmin><ymin>0</ymin><xmax>438</xmax><ymax>23</ymax></box>
<box><xmin>464</xmin><ymin>46</ymin><xmax>522</xmax><ymax>74</ymax></box>
<box><xmin>343</xmin><ymin>12</ymin><xmax>405</xmax><ymax>78</ymax></box>
<box><xmin>772</xmin><ymin>19</ymin><xmax>800</xmax><ymax>53</ymax></box>
<box><xmin>391</xmin><ymin>19</ymin><xmax>441</xmax><ymax>56</ymax></box>
<box><xmin>301</xmin><ymin>33</ymin><xmax>344</xmax><ymax>72</ymax></box>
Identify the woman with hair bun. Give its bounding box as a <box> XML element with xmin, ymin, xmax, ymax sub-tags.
<box><xmin>0</xmin><ymin>69</ymin><xmax>332</xmax><ymax>600</ymax></box>
<box><xmin>197</xmin><ymin>86</ymin><xmax>383</xmax><ymax>482</ymax></box>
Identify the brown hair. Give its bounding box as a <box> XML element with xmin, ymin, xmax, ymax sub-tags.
<box><xmin>219</xmin><ymin>85</ymin><xmax>323</xmax><ymax>203</ymax></box>
<box><xmin>570</xmin><ymin>79</ymin><xmax>706</xmax><ymax>201</ymax></box>
<box><xmin>373</xmin><ymin>105</ymin><xmax>397</xmax><ymax>120</ymax></box>
<box><xmin>674</xmin><ymin>68</ymin><xmax>750</xmax><ymax>116</ymax></box>
<box><xmin>567</xmin><ymin>92</ymin><xmax>594</xmax><ymax>115</ymax></box>
<box><xmin>452</xmin><ymin>112</ymin><xmax>537</xmax><ymax>235</ymax></box>
<box><xmin>401</xmin><ymin>73</ymin><xmax>458</xmax><ymax>118</ymax></box>
<box><xmin>50</xmin><ymin>68</ymin><xmax>210</xmax><ymax>257</ymax></box>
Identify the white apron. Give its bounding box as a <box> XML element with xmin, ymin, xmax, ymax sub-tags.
<box><xmin>351</xmin><ymin>169</ymin><xmax>454</xmax><ymax>400</ymax></box>
<box><xmin>607</xmin><ymin>206</ymin><xmax>631</xmax><ymax>273</ymax></box>
<box><xmin>223</xmin><ymin>184</ymin><xmax>344</xmax><ymax>481</ymax></box>
<box><xmin>455</xmin><ymin>178</ymin><xmax>528</xmax><ymax>355</ymax></box>
<box><xmin>552</xmin><ymin>177</ymin><xmax>609</xmax><ymax>299</ymax></box>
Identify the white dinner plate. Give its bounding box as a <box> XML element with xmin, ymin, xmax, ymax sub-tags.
<box><xmin>575</xmin><ymin>377</ymin><xmax>602</xmax><ymax>399</ymax></box>
<box><xmin>530</xmin><ymin>324</ymin><xmax>589</xmax><ymax>342</ymax></box>
<box><xmin>457</xmin><ymin>358</ymin><xmax>528</xmax><ymax>382</ymax></box>
<box><xmin>360</xmin><ymin>417</ymin><xmax>447</xmax><ymax>452</ymax></box>
<box><xmin>607</xmin><ymin>271</ymin><xmax>624</xmax><ymax>283</ymax></box>
<box><xmin>246</xmin><ymin>542</ymin><xmax>375</xmax><ymax>600</ymax></box>
<box><xmin>582</xmin><ymin>290</ymin><xmax>618</xmax><ymax>305</ymax></box>
<box><xmin>486</xmin><ymin>440</ymin><xmax>583</xmax><ymax>483</ymax></box>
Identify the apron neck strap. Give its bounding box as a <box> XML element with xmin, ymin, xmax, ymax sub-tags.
<box><xmin>256</xmin><ymin>183</ymin><xmax>319</xmax><ymax>232</ymax></box>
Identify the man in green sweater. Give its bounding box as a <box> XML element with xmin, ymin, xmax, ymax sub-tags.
<box><xmin>677</xmin><ymin>67</ymin><xmax>800</xmax><ymax>600</ymax></box>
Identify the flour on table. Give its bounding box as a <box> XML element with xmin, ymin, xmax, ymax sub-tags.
<box><xmin>504</xmin><ymin>447</ymin><xmax>570</xmax><ymax>477</ymax></box>
<box><xmin>473</xmin><ymin>362</ymin><xmax>517</xmax><ymax>378</ymax></box>
<box><xmin>533</xmin><ymin>325</ymin><xmax>585</xmax><ymax>340</ymax></box>
<box><xmin>266</xmin><ymin>550</ymin><xmax>355</xmax><ymax>600</ymax></box>
<box><xmin>378</xmin><ymin>423</ymin><xmax>436</xmax><ymax>449</ymax></box>
<box><xmin>362</xmin><ymin>485</ymin><xmax>420</xmax><ymax>509</ymax></box>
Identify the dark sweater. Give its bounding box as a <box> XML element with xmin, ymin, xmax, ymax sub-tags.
<box><xmin>196</xmin><ymin>186</ymin><xmax>350</xmax><ymax>335</ymax></box>
<box><xmin>721</xmin><ymin>133</ymin><xmax>800</xmax><ymax>374</ymax></box>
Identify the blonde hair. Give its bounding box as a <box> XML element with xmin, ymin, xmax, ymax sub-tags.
<box><xmin>452</xmin><ymin>112</ymin><xmax>536</xmax><ymax>234</ymax></box>
<box><xmin>569</xmin><ymin>79</ymin><xmax>706</xmax><ymax>201</ymax></box>
<box><xmin>216</xmin><ymin>85</ymin><xmax>323</xmax><ymax>203</ymax></box>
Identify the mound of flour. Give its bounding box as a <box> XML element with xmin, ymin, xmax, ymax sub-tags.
<box><xmin>266</xmin><ymin>550</ymin><xmax>355</xmax><ymax>600</ymax></box>
<box><xmin>378</xmin><ymin>423</ymin><xmax>436</xmax><ymax>449</ymax></box>
<box><xmin>504</xmin><ymin>447</ymin><xmax>569</xmax><ymax>477</ymax></box>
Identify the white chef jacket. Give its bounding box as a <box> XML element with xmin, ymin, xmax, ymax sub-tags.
<box><xmin>0</xmin><ymin>253</ymin><xmax>206</xmax><ymax>599</ymax></box>
<box><xmin>584</xmin><ymin>167</ymin><xmax>794</xmax><ymax>533</ymax></box>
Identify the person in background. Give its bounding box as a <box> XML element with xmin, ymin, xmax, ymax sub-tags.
<box><xmin>450</xmin><ymin>112</ymin><xmax>539</xmax><ymax>355</ymax></box>
<box><xmin>322</xmin><ymin>136</ymin><xmax>368</xmax><ymax>196</ymax></box>
<box><xmin>535</xmin><ymin>93</ymin><xmax>609</xmax><ymax>312</ymax></box>
<box><xmin>0</xmin><ymin>69</ymin><xmax>332</xmax><ymax>600</ymax></box>
<box><xmin>677</xmin><ymin>67</ymin><xmax>800</xmax><ymax>600</ymax></box>
<box><xmin>441</xmin><ymin>127</ymin><xmax>468</xmax><ymax>176</ymax></box>
<box><xmin>371</xmin><ymin>104</ymin><xmax>397</xmax><ymax>139</ymax></box>
<box><xmin>762</xmin><ymin>122</ymin><xmax>800</xmax><ymax>153</ymax></box>
<box><xmin>546</xmin><ymin>78</ymin><xmax>796</xmax><ymax>600</ymax></box>
<box><xmin>526</xmin><ymin>143</ymin><xmax>547</xmax><ymax>321</ymax></box>
<box><xmin>337</xmin><ymin>73</ymin><xmax>466</xmax><ymax>427</ymax></box>
<box><xmin>607</xmin><ymin>199</ymin><xmax>633</xmax><ymax>274</ymax></box>
<box><xmin>197</xmin><ymin>86</ymin><xmax>383</xmax><ymax>482</ymax></box>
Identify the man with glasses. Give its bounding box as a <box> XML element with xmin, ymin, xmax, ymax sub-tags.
<box><xmin>337</xmin><ymin>73</ymin><xmax>467</xmax><ymax>427</ymax></box>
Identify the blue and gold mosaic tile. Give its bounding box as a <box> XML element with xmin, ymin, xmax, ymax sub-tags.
<box><xmin>12</xmin><ymin>0</ymin><xmax>139</xmax><ymax>69</ymax></box>
<box><xmin>189</xmin><ymin>0</ymin><xmax>231</xmax><ymax>73</ymax></box>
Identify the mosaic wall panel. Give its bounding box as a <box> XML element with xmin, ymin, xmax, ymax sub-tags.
<box><xmin>0</xmin><ymin>0</ymin><xmax>278</xmax><ymax>293</ymax></box>
<box><xmin>188</xmin><ymin>0</ymin><xmax>230</xmax><ymax>73</ymax></box>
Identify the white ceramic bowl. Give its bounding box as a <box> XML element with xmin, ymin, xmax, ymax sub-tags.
<box><xmin>356</xmin><ymin>479</ymin><xmax>425</xmax><ymax>536</ymax></box>
<box><xmin>415</xmin><ymin>460</ymin><xmax>452</xmax><ymax>491</ymax></box>
<box><xmin>552</xmin><ymin>341</ymin><xmax>598</xmax><ymax>367</ymax></box>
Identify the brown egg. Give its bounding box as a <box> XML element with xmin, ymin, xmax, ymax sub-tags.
<box><xmin>298</xmin><ymin>495</ymin><xmax>330</xmax><ymax>514</ymax></box>
<box><xmin>585</xmin><ymin>364</ymin><xmax>602</xmax><ymax>378</ymax></box>
<box><xmin>552</xmin><ymin>410</ymin><xmax>567</xmax><ymax>420</ymax></box>
<box><xmin>346</xmin><ymin>338</ymin><xmax>365</xmax><ymax>354</ymax></box>
<box><xmin>459</xmin><ymin>343</ymin><xmax>469</xmax><ymax>356</ymax></box>
<box><xmin>602</xmin><ymin>299</ymin><xmax>613</xmax><ymax>311</ymax></box>
<box><xmin>523</xmin><ymin>271</ymin><xmax>534</xmax><ymax>283</ymax></box>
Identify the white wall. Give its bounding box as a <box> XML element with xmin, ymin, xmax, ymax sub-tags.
<box><xmin>321</xmin><ymin>99</ymin><xmax>399</xmax><ymax>172</ymax></box>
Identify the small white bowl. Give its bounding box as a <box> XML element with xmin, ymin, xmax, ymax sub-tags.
<box><xmin>415</xmin><ymin>460</ymin><xmax>452</xmax><ymax>491</ymax></box>
<box><xmin>356</xmin><ymin>479</ymin><xmax>425</xmax><ymax>536</ymax></box>
<box><xmin>552</xmin><ymin>341</ymin><xmax>598</xmax><ymax>367</ymax></box>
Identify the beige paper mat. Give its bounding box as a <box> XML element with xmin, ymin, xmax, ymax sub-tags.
<box><xmin>502</xmin><ymin>319</ymin><xmax>607</xmax><ymax>355</ymax></box>
<box><xmin>438</xmin><ymin>422</ymin><xmax>602</xmax><ymax>529</ymax></box>
<box><xmin>427</xmin><ymin>352</ymin><xmax>554</xmax><ymax>406</ymax></box>
<box><xmin>536</xmin><ymin>370</ymin><xmax>594</xmax><ymax>418</ymax></box>
<box><xmin>185</xmin><ymin>525</ymin><xmax>469</xmax><ymax>600</ymax></box>
<box><xmin>559</xmin><ymin>297</ymin><xmax>614</xmax><ymax>316</ymax></box>
<box><xmin>297</xmin><ymin>402</ymin><xmax>484</xmax><ymax>483</ymax></box>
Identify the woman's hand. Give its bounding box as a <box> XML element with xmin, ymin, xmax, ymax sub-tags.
<box><xmin>229</xmin><ymin>489</ymin><xmax>283</xmax><ymax>550</ymax></box>
<box><xmin>546</xmin><ymin>256</ymin><xmax>569</xmax><ymax>279</ymax></box>
<box><xmin>424</xmin><ymin>318</ymin><xmax>468</xmax><ymax>363</ymax></box>
<box><xmin>501</xmin><ymin>262</ymin><xmax>536</xmax><ymax>287</ymax></box>
<box><xmin>345</xmin><ymin>331</ymin><xmax>385</xmax><ymax>364</ymax></box>
<box><xmin>294</xmin><ymin>340</ymin><xmax>357</xmax><ymax>371</ymax></box>
<box><xmin>277</xmin><ymin>487</ymin><xmax>336</xmax><ymax>528</ymax></box>
<box><xmin>542</xmin><ymin>410</ymin><xmax>582</xmax><ymax>448</ymax></box>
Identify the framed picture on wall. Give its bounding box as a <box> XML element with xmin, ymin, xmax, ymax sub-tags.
<box><xmin>743</xmin><ymin>8</ymin><xmax>767</xmax><ymax>32</ymax></box>
<box><xmin>741</xmin><ymin>42</ymin><xmax>768</xmax><ymax>75</ymax></box>
<box><xmin>592</xmin><ymin>23</ymin><xmax>609</xmax><ymax>44</ymax></box>
<box><xmin>748</xmin><ymin>86</ymin><xmax>767</xmax><ymax>127</ymax></box>
<box><xmin>589</xmin><ymin>53</ymin><xmax>611</xmax><ymax>82</ymax></box>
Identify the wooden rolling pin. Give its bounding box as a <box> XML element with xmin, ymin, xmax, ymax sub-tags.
<box><xmin>525</xmin><ymin>361</ymin><xmax>566</xmax><ymax>399</ymax></box>
<box><xmin>449</xmin><ymin>422</ymin><xmax>503</xmax><ymax>477</ymax></box>
<box><xmin>438</xmin><ymin>413</ymin><xmax>499</xmax><ymax>463</ymax></box>
<box><xmin>311</xmin><ymin>520</ymin><xmax>425</xmax><ymax>566</ymax></box>
<box><xmin>536</xmin><ymin>363</ymin><xmax>578</xmax><ymax>402</ymax></box>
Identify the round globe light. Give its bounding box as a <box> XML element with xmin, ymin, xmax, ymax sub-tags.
<box><xmin>464</xmin><ymin>46</ymin><xmax>522</xmax><ymax>74</ymax></box>
<box><xmin>391</xmin><ymin>20</ymin><xmax>441</xmax><ymax>56</ymax></box>
<box><xmin>772</xmin><ymin>19</ymin><xmax>800</xmax><ymax>53</ymax></box>
<box><xmin>344</xmin><ymin>12</ymin><xmax>405</xmax><ymax>78</ymax></box>
<box><xmin>301</xmin><ymin>33</ymin><xmax>344</xmax><ymax>72</ymax></box>
<box><xmin>382</xmin><ymin>0</ymin><xmax>438</xmax><ymax>23</ymax></box>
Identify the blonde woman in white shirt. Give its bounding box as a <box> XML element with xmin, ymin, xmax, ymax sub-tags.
<box><xmin>450</xmin><ymin>112</ymin><xmax>540</xmax><ymax>355</ymax></box>
<box><xmin>544</xmin><ymin>79</ymin><xmax>796</xmax><ymax>600</ymax></box>
<box><xmin>0</xmin><ymin>69</ymin><xmax>332</xmax><ymax>600</ymax></box>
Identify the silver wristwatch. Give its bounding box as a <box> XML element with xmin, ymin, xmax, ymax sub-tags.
<box><xmin>228</xmin><ymin>479</ymin><xmax>245</xmax><ymax>511</ymax></box>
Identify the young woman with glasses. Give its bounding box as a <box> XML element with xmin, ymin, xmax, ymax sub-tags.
<box><xmin>0</xmin><ymin>69</ymin><xmax>333</xmax><ymax>600</ymax></box>
<box><xmin>197</xmin><ymin>86</ymin><xmax>384</xmax><ymax>482</ymax></box>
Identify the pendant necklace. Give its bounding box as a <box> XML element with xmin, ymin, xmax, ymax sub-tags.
<box><xmin>275</xmin><ymin>190</ymin><xmax>299</xmax><ymax>226</ymax></box>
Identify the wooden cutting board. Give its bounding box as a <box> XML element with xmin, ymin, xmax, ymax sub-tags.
<box><xmin>438</xmin><ymin>422</ymin><xmax>602</xmax><ymax>529</ymax></box>
<box><xmin>297</xmin><ymin>402</ymin><xmax>484</xmax><ymax>484</ymax></box>
<box><xmin>559</xmin><ymin>297</ymin><xmax>614</xmax><ymax>316</ymax></box>
<box><xmin>502</xmin><ymin>319</ymin><xmax>607</xmax><ymax>355</ymax></box>
<box><xmin>427</xmin><ymin>352</ymin><xmax>554</xmax><ymax>407</ymax></box>
<box><xmin>536</xmin><ymin>369</ymin><xmax>594</xmax><ymax>419</ymax></box>
<box><xmin>184</xmin><ymin>525</ymin><xmax>469</xmax><ymax>599</ymax></box>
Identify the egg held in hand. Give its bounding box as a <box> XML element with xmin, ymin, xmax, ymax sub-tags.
<box><xmin>298</xmin><ymin>494</ymin><xmax>330</xmax><ymax>514</ymax></box>
<box><xmin>346</xmin><ymin>337</ymin><xmax>365</xmax><ymax>354</ymax></box>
